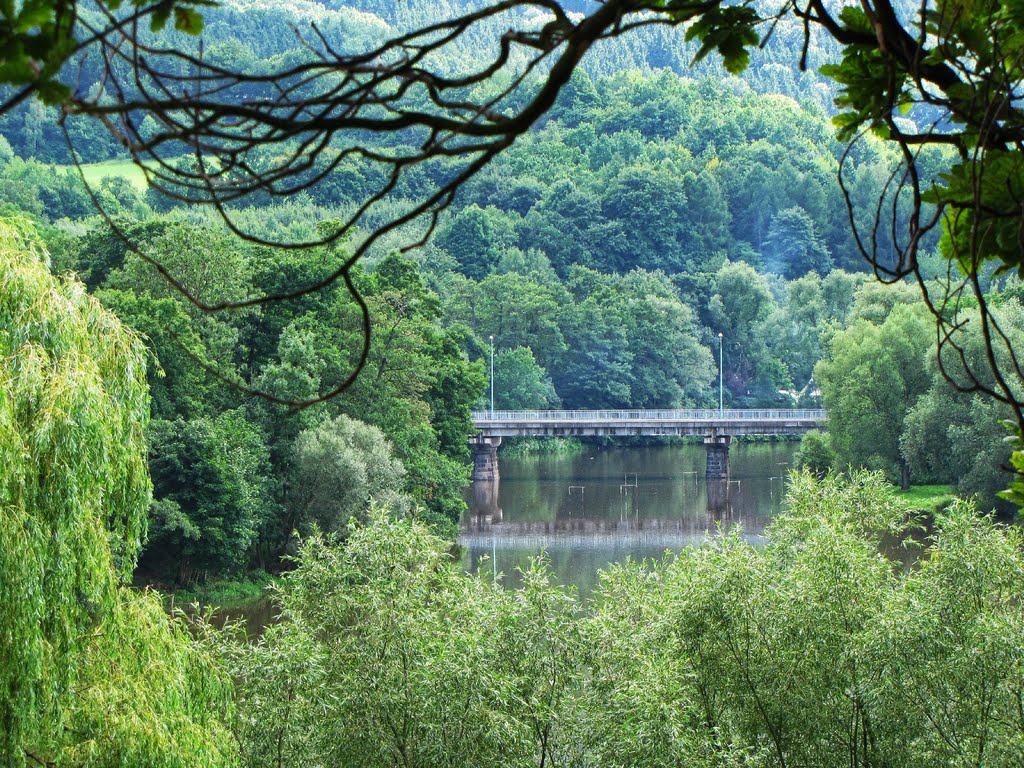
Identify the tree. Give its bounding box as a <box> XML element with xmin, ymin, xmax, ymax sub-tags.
<box><xmin>760</xmin><ymin>272</ymin><xmax>830</xmax><ymax>390</ymax></box>
<box><xmin>434</xmin><ymin>204</ymin><xmax>521</xmax><ymax>280</ymax></box>
<box><xmin>617</xmin><ymin>269</ymin><xmax>716</xmax><ymax>407</ymax></box>
<box><xmin>473</xmin><ymin>271</ymin><xmax>568</xmax><ymax>372</ymax></box>
<box><xmin>492</xmin><ymin>346</ymin><xmax>560</xmax><ymax>410</ymax></box>
<box><xmin>216</xmin><ymin>512</ymin><xmax>583</xmax><ymax>768</ymax></box>
<box><xmin>213</xmin><ymin>473</ymin><xmax>1024</xmax><ymax>767</ymax></box>
<box><xmin>591</xmin><ymin>165</ymin><xmax>694</xmax><ymax>273</ymax></box>
<box><xmin>899</xmin><ymin>300</ymin><xmax>1024</xmax><ymax>509</ymax></box>
<box><xmin>144</xmin><ymin>410</ymin><xmax>273</xmax><ymax>582</ymax></box>
<box><xmin>816</xmin><ymin>302</ymin><xmax>933</xmax><ymax>488</ymax></box>
<box><xmin>794</xmin><ymin>429</ymin><xmax>836</xmax><ymax>477</ymax></box>
<box><xmin>0</xmin><ymin>217</ymin><xmax>234</xmax><ymax>765</ymax></box>
<box><xmin>761</xmin><ymin>205</ymin><xmax>833</xmax><ymax>279</ymax></box>
<box><xmin>286</xmin><ymin>414</ymin><xmax>409</xmax><ymax>536</ymax></box>
<box><xmin>707</xmin><ymin>259</ymin><xmax>785</xmax><ymax>402</ymax></box>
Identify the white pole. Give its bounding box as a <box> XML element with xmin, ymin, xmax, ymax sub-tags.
<box><xmin>718</xmin><ymin>332</ymin><xmax>724</xmax><ymax>416</ymax></box>
<box><xmin>489</xmin><ymin>335</ymin><xmax>495</xmax><ymax>414</ymax></box>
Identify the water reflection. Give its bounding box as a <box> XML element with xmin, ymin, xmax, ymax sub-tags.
<box><xmin>460</xmin><ymin>443</ymin><xmax>796</xmax><ymax>598</ymax></box>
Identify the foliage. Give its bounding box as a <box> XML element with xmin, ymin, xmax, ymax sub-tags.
<box><xmin>761</xmin><ymin>206</ymin><xmax>833</xmax><ymax>279</ymax></box>
<box><xmin>815</xmin><ymin>301</ymin><xmax>932</xmax><ymax>486</ymax></box>
<box><xmin>899</xmin><ymin>300</ymin><xmax>1024</xmax><ymax>510</ymax></box>
<box><xmin>216</xmin><ymin>473</ymin><xmax>1024</xmax><ymax>767</ymax></box>
<box><xmin>214</xmin><ymin>510</ymin><xmax>584</xmax><ymax>768</ymax></box>
<box><xmin>286</xmin><ymin>413</ymin><xmax>409</xmax><ymax>536</ymax></box>
<box><xmin>51</xmin><ymin>222</ymin><xmax>484</xmax><ymax>579</ymax></box>
<box><xmin>144</xmin><ymin>410</ymin><xmax>274</xmax><ymax>582</ymax></box>
<box><xmin>491</xmin><ymin>346</ymin><xmax>560</xmax><ymax>410</ymax></box>
<box><xmin>793</xmin><ymin>429</ymin><xmax>835</xmax><ymax>477</ymax></box>
<box><xmin>0</xmin><ymin>217</ymin><xmax>234</xmax><ymax>765</ymax></box>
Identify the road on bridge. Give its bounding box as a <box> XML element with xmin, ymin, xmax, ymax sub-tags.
<box><xmin>471</xmin><ymin>409</ymin><xmax>826</xmax><ymax>438</ymax></box>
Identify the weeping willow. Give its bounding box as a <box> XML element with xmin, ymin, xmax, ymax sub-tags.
<box><xmin>0</xmin><ymin>218</ymin><xmax>235</xmax><ymax>766</ymax></box>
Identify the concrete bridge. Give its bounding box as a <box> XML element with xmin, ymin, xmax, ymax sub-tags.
<box><xmin>470</xmin><ymin>409</ymin><xmax>826</xmax><ymax>482</ymax></box>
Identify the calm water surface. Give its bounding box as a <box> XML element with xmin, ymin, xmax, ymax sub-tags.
<box><xmin>460</xmin><ymin>442</ymin><xmax>797</xmax><ymax>597</ymax></box>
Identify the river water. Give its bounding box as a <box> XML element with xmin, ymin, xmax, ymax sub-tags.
<box><xmin>214</xmin><ymin>442</ymin><xmax>798</xmax><ymax>632</ymax></box>
<box><xmin>459</xmin><ymin>442</ymin><xmax>797</xmax><ymax>598</ymax></box>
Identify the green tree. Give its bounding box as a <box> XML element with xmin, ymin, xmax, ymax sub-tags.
<box><xmin>144</xmin><ymin>409</ymin><xmax>273</xmax><ymax>582</ymax></box>
<box><xmin>618</xmin><ymin>269</ymin><xmax>716</xmax><ymax>407</ymax></box>
<box><xmin>0</xmin><ymin>218</ymin><xmax>234</xmax><ymax>765</ymax></box>
<box><xmin>492</xmin><ymin>346</ymin><xmax>560</xmax><ymax>410</ymax></box>
<box><xmin>794</xmin><ymin>429</ymin><xmax>836</xmax><ymax>477</ymax></box>
<box><xmin>519</xmin><ymin>180</ymin><xmax>600</xmax><ymax>277</ymax></box>
<box><xmin>760</xmin><ymin>272</ymin><xmax>829</xmax><ymax>390</ymax></box>
<box><xmin>474</xmin><ymin>271</ymin><xmax>568</xmax><ymax>372</ymax></box>
<box><xmin>320</xmin><ymin>255</ymin><xmax>483</xmax><ymax>527</ymax></box>
<box><xmin>213</xmin><ymin>473</ymin><xmax>1024</xmax><ymax>767</ymax></box>
<box><xmin>708</xmin><ymin>259</ymin><xmax>785</xmax><ymax>403</ymax></box>
<box><xmin>816</xmin><ymin>302</ymin><xmax>932</xmax><ymax>487</ymax></box>
<box><xmin>553</xmin><ymin>294</ymin><xmax>633</xmax><ymax>408</ymax></box>
<box><xmin>591</xmin><ymin>165</ymin><xmax>695</xmax><ymax>273</ymax></box>
<box><xmin>899</xmin><ymin>299</ymin><xmax>1024</xmax><ymax>509</ymax></box>
<box><xmin>25</xmin><ymin>0</ymin><xmax>1024</xmax><ymax>498</ymax></box>
<box><xmin>286</xmin><ymin>414</ymin><xmax>409</xmax><ymax>535</ymax></box>
<box><xmin>435</xmin><ymin>204</ymin><xmax>521</xmax><ymax>280</ymax></box>
<box><xmin>217</xmin><ymin>512</ymin><xmax>582</xmax><ymax>768</ymax></box>
<box><xmin>761</xmin><ymin>205</ymin><xmax>833</xmax><ymax>278</ymax></box>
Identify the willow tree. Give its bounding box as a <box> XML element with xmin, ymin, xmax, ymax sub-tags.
<box><xmin>0</xmin><ymin>217</ymin><xmax>235</xmax><ymax>766</ymax></box>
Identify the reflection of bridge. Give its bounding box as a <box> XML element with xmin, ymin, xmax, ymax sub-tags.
<box><xmin>470</xmin><ymin>409</ymin><xmax>826</xmax><ymax>481</ymax></box>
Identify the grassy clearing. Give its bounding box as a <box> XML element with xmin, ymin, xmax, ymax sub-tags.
<box><xmin>72</xmin><ymin>159</ymin><xmax>149</xmax><ymax>190</ymax></box>
<box><xmin>896</xmin><ymin>484</ymin><xmax>956</xmax><ymax>513</ymax></box>
<box><xmin>168</xmin><ymin>571</ymin><xmax>277</xmax><ymax>608</ymax></box>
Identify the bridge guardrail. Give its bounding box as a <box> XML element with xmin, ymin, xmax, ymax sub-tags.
<box><xmin>471</xmin><ymin>409</ymin><xmax>827</xmax><ymax>422</ymax></box>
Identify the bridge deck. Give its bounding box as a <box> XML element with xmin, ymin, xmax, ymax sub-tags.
<box><xmin>472</xmin><ymin>409</ymin><xmax>826</xmax><ymax>438</ymax></box>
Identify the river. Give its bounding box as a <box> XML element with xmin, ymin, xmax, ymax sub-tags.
<box><xmin>216</xmin><ymin>442</ymin><xmax>798</xmax><ymax>631</ymax></box>
<box><xmin>460</xmin><ymin>441</ymin><xmax>797</xmax><ymax>598</ymax></box>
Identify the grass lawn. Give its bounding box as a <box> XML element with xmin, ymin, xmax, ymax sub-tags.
<box><xmin>72</xmin><ymin>159</ymin><xmax>149</xmax><ymax>190</ymax></box>
<box><xmin>895</xmin><ymin>484</ymin><xmax>956</xmax><ymax>512</ymax></box>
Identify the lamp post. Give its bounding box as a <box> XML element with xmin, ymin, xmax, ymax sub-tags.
<box><xmin>489</xmin><ymin>334</ymin><xmax>495</xmax><ymax>415</ymax></box>
<box><xmin>718</xmin><ymin>332</ymin><xmax>724</xmax><ymax>416</ymax></box>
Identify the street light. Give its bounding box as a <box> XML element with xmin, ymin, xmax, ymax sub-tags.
<box><xmin>489</xmin><ymin>334</ymin><xmax>495</xmax><ymax>415</ymax></box>
<box><xmin>718</xmin><ymin>332</ymin><xmax>724</xmax><ymax>416</ymax></box>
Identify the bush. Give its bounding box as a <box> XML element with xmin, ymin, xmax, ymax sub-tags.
<box><xmin>216</xmin><ymin>474</ymin><xmax>1024</xmax><ymax>767</ymax></box>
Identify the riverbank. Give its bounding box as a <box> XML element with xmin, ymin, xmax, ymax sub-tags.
<box><xmin>895</xmin><ymin>484</ymin><xmax>956</xmax><ymax>513</ymax></box>
<box><xmin>165</xmin><ymin>570</ymin><xmax>277</xmax><ymax>609</ymax></box>
<box><xmin>500</xmin><ymin>437</ymin><xmax>585</xmax><ymax>457</ymax></box>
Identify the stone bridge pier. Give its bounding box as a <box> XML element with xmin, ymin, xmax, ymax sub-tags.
<box><xmin>470</xmin><ymin>435</ymin><xmax>502</xmax><ymax>481</ymax></box>
<box><xmin>703</xmin><ymin>434</ymin><xmax>731</xmax><ymax>481</ymax></box>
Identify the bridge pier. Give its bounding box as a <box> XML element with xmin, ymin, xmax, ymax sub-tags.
<box><xmin>471</xmin><ymin>436</ymin><xmax>502</xmax><ymax>482</ymax></box>
<box><xmin>704</xmin><ymin>434</ymin><xmax>731</xmax><ymax>481</ymax></box>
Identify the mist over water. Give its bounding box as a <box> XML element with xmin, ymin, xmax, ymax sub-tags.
<box><xmin>460</xmin><ymin>442</ymin><xmax>798</xmax><ymax>598</ymax></box>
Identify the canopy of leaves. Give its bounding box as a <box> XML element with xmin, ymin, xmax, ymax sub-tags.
<box><xmin>0</xmin><ymin>217</ymin><xmax>234</xmax><ymax>765</ymax></box>
<box><xmin>214</xmin><ymin>473</ymin><xmax>1024</xmax><ymax>767</ymax></box>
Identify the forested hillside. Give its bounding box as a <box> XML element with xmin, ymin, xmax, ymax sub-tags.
<box><xmin>0</xmin><ymin>0</ymin><xmax>1016</xmax><ymax>582</ymax></box>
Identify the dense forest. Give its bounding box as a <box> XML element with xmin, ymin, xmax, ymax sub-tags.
<box><xmin>0</xmin><ymin>0</ymin><xmax>1016</xmax><ymax>582</ymax></box>
<box><xmin>5</xmin><ymin>0</ymin><xmax>1024</xmax><ymax>763</ymax></box>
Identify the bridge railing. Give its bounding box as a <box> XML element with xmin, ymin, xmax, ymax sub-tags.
<box><xmin>471</xmin><ymin>409</ymin><xmax>827</xmax><ymax>422</ymax></box>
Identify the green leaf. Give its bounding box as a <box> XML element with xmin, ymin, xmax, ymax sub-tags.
<box><xmin>174</xmin><ymin>6</ymin><xmax>204</xmax><ymax>34</ymax></box>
